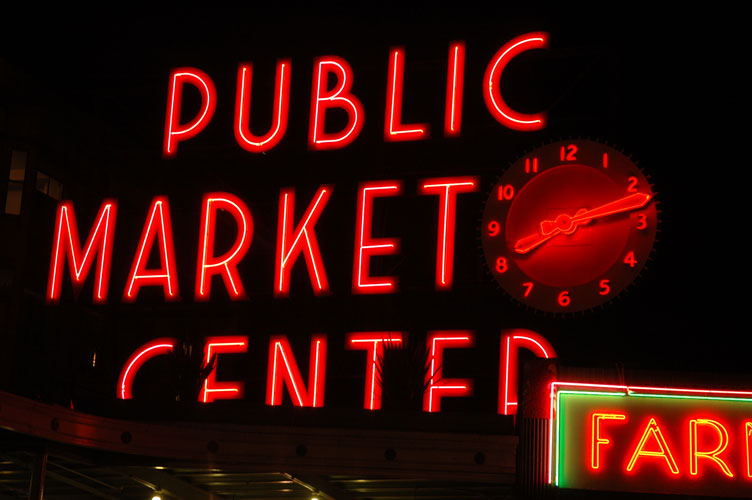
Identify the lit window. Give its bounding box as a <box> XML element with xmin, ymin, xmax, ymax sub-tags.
<box><xmin>36</xmin><ymin>171</ymin><xmax>63</xmax><ymax>201</ymax></box>
<box><xmin>5</xmin><ymin>150</ymin><xmax>27</xmax><ymax>215</ymax></box>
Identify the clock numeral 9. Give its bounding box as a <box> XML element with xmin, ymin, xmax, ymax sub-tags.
<box><xmin>487</xmin><ymin>220</ymin><xmax>501</xmax><ymax>237</ymax></box>
<box><xmin>599</xmin><ymin>279</ymin><xmax>611</xmax><ymax>295</ymax></box>
<box><xmin>495</xmin><ymin>257</ymin><xmax>508</xmax><ymax>274</ymax></box>
<box><xmin>623</xmin><ymin>251</ymin><xmax>637</xmax><ymax>268</ymax></box>
<box><xmin>558</xmin><ymin>291</ymin><xmax>570</xmax><ymax>307</ymax></box>
<box><xmin>560</xmin><ymin>144</ymin><xmax>577</xmax><ymax>161</ymax></box>
<box><xmin>497</xmin><ymin>184</ymin><xmax>515</xmax><ymax>201</ymax></box>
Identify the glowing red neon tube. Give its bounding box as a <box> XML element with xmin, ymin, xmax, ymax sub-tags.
<box><xmin>199</xmin><ymin>336</ymin><xmax>249</xmax><ymax>403</ymax></box>
<box><xmin>234</xmin><ymin>60</ymin><xmax>291</xmax><ymax>153</ymax></box>
<box><xmin>309</xmin><ymin>56</ymin><xmax>364</xmax><ymax>150</ymax></box>
<box><xmin>47</xmin><ymin>200</ymin><xmax>117</xmax><ymax>304</ymax></box>
<box><xmin>499</xmin><ymin>329</ymin><xmax>556</xmax><ymax>415</ymax></box>
<box><xmin>385</xmin><ymin>47</ymin><xmax>429</xmax><ymax>141</ymax></box>
<box><xmin>352</xmin><ymin>181</ymin><xmax>402</xmax><ymax>294</ymax></box>
<box><xmin>163</xmin><ymin>68</ymin><xmax>217</xmax><ymax>157</ymax></box>
<box><xmin>274</xmin><ymin>186</ymin><xmax>332</xmax><ymax>297</ymax></box>
<box><xmin>195</xmin><ymin>193</ymin><xmax>253</xmax><ymax>301</ymax></box>
<box><xmin>419</xmin><ymin>177</ymin><xmax>478</xmax><ymax>290</ymax></box>
<box><xmin>423</xmin><ymin>331</ymin><xmax>474</xmax><ymax>413</ymax></box>
<box><xmin>117</xmin><ymin>338</ymin><xmax>176</xmax><ymax>399</ymax></box>
<box><xmin>483</xmin><ymin>32</ymin><xmax>549</xmax><ymax>131</ymax></box>
<box><xmin>123</xmin><ymin>196</ymin><xmax>179</xmax><ymax>302</ymax></box>
<box><xmin>346</xmin><ymin>332</ymin><xmax>404</xmax><ymax>410</ymax></box>
<box><xmin>444</xmin><ymin>41</ymin><xmax>466</xmax><ymax>137</ymax></box>
<box><xmin>266</xmin><ymin>335</ymin><xmax>327</xmax><ymax>407</ymax></box>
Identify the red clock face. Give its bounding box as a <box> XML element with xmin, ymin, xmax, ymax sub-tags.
<box><xmin>481</xmin><ymin>140</ymin><xmax>658</xmax><ymax>313</ymax></box>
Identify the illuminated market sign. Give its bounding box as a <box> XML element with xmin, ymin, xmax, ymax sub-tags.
<box><xmin>550</xmin><ymin>383</ymin><xmax>752</xmax><ymax>498</ymax></box>
<box><xmin>41</xmin><ymin>29</ymin><xmax>657</xmax><ymax>422</ymax></box>
<box><xmin>163</xmin><ymin>33</ymin><xmax>549</xmax><ymax>156</ymax></box>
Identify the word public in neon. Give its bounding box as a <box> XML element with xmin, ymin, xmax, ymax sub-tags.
<box><xmin>163</xmin><ymin>33</ymin><xmax>549</xmax><ymax>156</ymax></box>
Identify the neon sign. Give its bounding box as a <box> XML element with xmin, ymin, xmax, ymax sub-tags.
<box><xmin>162</xmin><ymin>33</ymin><xmax>549</xmax><ymax>156</ymax></box>
<box><xmin>550</xmin><ymin>382</ymin><xmax>752</xmax><ymax>498</ymax></box>
<box><xmin>117</xmin><ymin>330</ymin><xmax>555</xmax><ymax>415</ymax></box>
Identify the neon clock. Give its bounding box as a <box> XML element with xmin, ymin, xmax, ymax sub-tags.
<box><xmin>481</xmin><ymin>140</ymin><xmax>658</xmax><ymax>313</ymax></box>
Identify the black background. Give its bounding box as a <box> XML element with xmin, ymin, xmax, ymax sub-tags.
<box><xmin>2</xmin><ymin>6</ymin><xmax>742</xmax><ymax>414</ymax></box>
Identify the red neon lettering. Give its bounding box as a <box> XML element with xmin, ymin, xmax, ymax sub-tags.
<box><xmin>419</xmin><ymin>177</ymin><xmax>478</xmax><ymax>290</ymax></box>
<box><xmin>309</xmin><ymin>56</ymin><xmax>364</xmax><ymax>150</ymax></box>
<box><xmin>234</xmin><ymin>60</ymin><xmax>291</xmax><ymax>153</ymax></box>
<box><xmin>352</xmin><ymin>181</ymin><xmax>402</xmax><ymax>294</ymax></box>
<box><xmin>499</xmin><ymin>329</ymin><xmax>555</xmax><ymax>415</ymax></box>
<box><xmin>626</xmin><ymin>417</ymin><xmax>680</xmax><ymax>475</ymax></box>
<box><xmin>423</xmin><ymin>331</ymin><xmax>474</xmax><ymax>413</ymax></box>
<box><xmin>47</xmin><ymin>200</ymin><xmax>117</xmax><ymax>304</ymax></box>
<box><xmin>117</xmin><ymin>338</ymin><xmax>176</xmax><ymax>399</ymax></box>
<box><xmin>483</xmin><ymin>32</ymin><xmax>549</xmax><ymax>131</ymax></box>
<box><xmin>385</xmin><ymin>47</ymin><xmax>429</xmax><ymax>141</ymax></box>
<box><xmin>747</xmin><ymin>422</ymin><xmax>752</xmax><ymax>478</ymax></box>
<box><xmin>199</xmin><ymin>336</ymin><xmax>248</xmax><ymax>403</ymax></box>
<box><xmin>275</xmin><ymin>186</ymin><xmax>332</xmax><ymax>297</ymax></box>
<box><xmin>689</xmin><ymin>418</ymin><xmax>734</xmax><ymax>478</ymax></box>
<box><xmin>445</xmin><ymin>41</ymin><xmax>466</xmax><ymax>137</ymax></box>
<box><xmin>123</xmin><ymin>196</ymin><xmax>179</xmax><ymax>302</ymax></box>
<box><xmin>346</xmin><ymin>332</ymin><xmax>404</xmax><ymax>410</ymax></box>
<box><xmin>590</xmin><ymin>412</ymin><xmax>627</xmax><ymax>470</ymax></box>
<box><xmin>266</xmin><ymin>335</ymin><xmax>327</xmax><ymax>407</ymax></box>
<box><xmin>163</xmin><ymin>68</ymin><xmax>217</xmax><ymax>157</ymax></box>
<box><xmin>195</xmin><ymin>193</ymin><xmax>253</xmax><ymax>301</ymax></box>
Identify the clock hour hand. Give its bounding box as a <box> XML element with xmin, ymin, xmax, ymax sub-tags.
<box><xmin>513</xmin><ymin>193</ymin><xmax>651</xmax><ymax>255</ymax></box>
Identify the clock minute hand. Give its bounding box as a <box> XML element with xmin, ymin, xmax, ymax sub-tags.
<box><xmin>513</xmin><ymin>193</ymin><xmax>651</xmax><ymax>255</ymax></box>
<box><xmin>567</xmin><ymin>192</ymin><xmax>651</xmax><ymax>226</ymax></box>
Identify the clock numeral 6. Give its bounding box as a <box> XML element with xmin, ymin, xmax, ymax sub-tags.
<box><xmin>497</xmin><ymin>184</ymin><xmax>515</xmax><ymax>201</ymax></box>
<box><xmin>488</xmin><ymin>220</ymin><xmax>501</xmax><ymax>237</ymax></box>
<box><xmin>558</xmin><ymin>290</ymin><xmax>571</xmax><ymax>307</ymax></box>
<box><xmin>599</xmin><ymin>279</ymin><xmax>611</xmax><ymax>295</ymax></box>
<box><xmin>495</xmin><ymin>257</ymin><xmax>508</xmax><ymax>273</ymax></box>
<box><xmin>522</xmin><ymin>282</ymin><xmax>534</xmax><ymax>297</ymax></box>
<box><xmin>623</xmin><ymin>251</ymin><xmax>637</xmax><ymax>268</ymax></box>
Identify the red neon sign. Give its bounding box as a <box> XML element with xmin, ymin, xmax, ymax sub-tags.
<box><xmin>200</xmin><ymin>336</ymin><xmax>249</xmax><ymax>403</ymax></box>
<box><xmin>163</xmin><ymin>68</ymin><xmax>217</xmax><ymax>157</ymax></box>
<box><xmin>385</xmin><ymin>47</ymin><xmax>429</xmax><ymax>141</ymax></box>
<box><xmin>47</xmin><ymin>200</ymin><xmax>117</xmax><ymax>304</ymax></box>
<box><xmin>274</xmin><ymin>186</ymin><xmax>332</xmax><ymax>297</ymax></box>
<box><xmin>266</xmin><ymin>335</ymin><xmax>327</xmax><ymax>407</ymax></box>
<box><xmin>117</xmin><ymin>338</ymin><xmax>176</xmax><ymax>400</ymax></box>
<box><xmin>483</xmin><ymin>32</ymin><xmax>549</xmax><ymax>131</ymax></box>
<box><xmin>419</xmin><ymin>177</ymin><xmax>478</xmax><ymax>291</ymax></box>
<box><xmin>346</xmin><ymin>332</ymin><xmax>404</xmax><ymax>410</ymax></box>
<box><xmin>195</xmin><ymin>193</ymin><xmax>253</xmax><ymax>301</ymax></box>
<box><xmin>423</xmin><ymin>331</ymin><xmax>474</xmax><ymax>413</ymax></box>
<box><xmin>123</xmin><ymin>196</ymin><xmax>179</xmax><ymax>302</ymax></box>
<box><xmin>352</xmin><ymin>181</ymin><xmax>402</xmax><ymax>294</ymax></box>
<box><xmin>444</xmin><ymin>41</ymin><xmax>465</xmax><ymax>137</ymax></box>
<box><xmin>551</xmin><ymin>382</ymin><xmax>752</xmax><ymax>498</ymax></box>
<box><xmin>308</xmin><ymin>56</ymin><xmax>364</xmax><ymax>150</ymax></box>
<box><xmin>163</xmin><ymin>35</ymin><xmax>550</xmax><ymax>157</ymax></box>
<box><xmin>234</xmin><ymin>60</ymin><xmax>291</xmax><ymax>153</ymax></box>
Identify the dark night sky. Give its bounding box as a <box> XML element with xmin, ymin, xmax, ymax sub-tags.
<box><xmin>2</xmin><ymin>6</ymin><xmax>744</xmax><ymax>410</ymax></box>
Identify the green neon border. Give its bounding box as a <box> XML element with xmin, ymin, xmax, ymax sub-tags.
<box><xmin>553</xmin><ymin>389</ymin><xmax>752</xmax><ymax>487</ymax></box>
